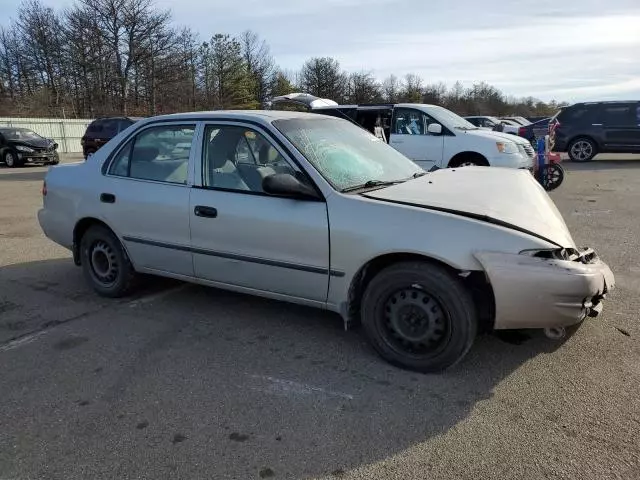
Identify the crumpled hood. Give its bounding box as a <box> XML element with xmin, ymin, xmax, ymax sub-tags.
<box><xmin>464</xmin><ymin>128</ymin><xmax>529</xmax><ymax>145</ymax></box>
<box><xmin>11</xmin><ymin>138</ymin><xmax>54</xmax><ymax>149</ymax></box>
<box><xmin>363</xmin><ymin>167</ymin><xmax>575</xmax><ymax>247</ymax></box>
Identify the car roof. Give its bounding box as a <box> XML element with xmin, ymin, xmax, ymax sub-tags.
<box><xmin>135</xmin><ymin>110</ymin><xmax>325</xmax><ymax>127</ymax></box>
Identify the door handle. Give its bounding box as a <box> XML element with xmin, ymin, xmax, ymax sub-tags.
<box><xmin>391</xmin><ymin>140</ymin><xmax>404</xmax><ymax>144</ymax></box>
<box><xmin>194</xmin><ymin>205</ymin><xmax>218</xmax><ymax>218</ymax></box>
<box><xmin>100</xmin><ymin>193</ymin><xmax>116</xmax><ymax>203</ymax></box>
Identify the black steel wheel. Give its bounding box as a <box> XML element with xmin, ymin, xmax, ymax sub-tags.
<box><xmin>80</xmin><ymin>225</ymin><xmax>137</xmax><ymax>297</ymax></box>
<box><xmin>361</xmin><ymin>262</ymin><xmax>477</xmax><ymax>373</ymax></box>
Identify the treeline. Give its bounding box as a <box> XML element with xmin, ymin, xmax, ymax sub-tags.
<box><xmin>0</xmin><ymin>0</ymin><xmax>567</xmax><ymax>119</ymax></box>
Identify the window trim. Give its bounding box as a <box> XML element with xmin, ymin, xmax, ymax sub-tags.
<box><xmin>195</xmin><ymin>121</ymin><xmax>325</xmax><ymax>201</ymax></box>
<box><xmin>104</xmin><ymin>121</ymin><xmax>199</xmax><ymax>186</ymax></box>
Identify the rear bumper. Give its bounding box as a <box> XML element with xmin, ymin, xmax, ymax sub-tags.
<box><xmin>474</xmin><ymin>249</ymin><xmax>615</xmax><ymax>329</ymax></box>
<box><xmin>38</xmin><ymin>208</ymin><xmax>73</xmax><ymax>251</ymax></box>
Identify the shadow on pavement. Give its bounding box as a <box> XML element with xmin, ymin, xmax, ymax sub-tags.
<box><xmin>0</xmin><ymin>258</ymin><xmax>570</xmax><ymax>479</ymax></box>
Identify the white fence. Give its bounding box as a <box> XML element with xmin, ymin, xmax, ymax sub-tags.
<box><xmin>0</xmin><ymin>117</ymin><xmax>92</xmax><ymax>153</ymax></box>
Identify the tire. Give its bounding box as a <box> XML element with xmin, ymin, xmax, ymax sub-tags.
<box><xmin>361</xmin><ymin>262</ymin><xmax>477</xmax><ymax>373</ymax></box>
<box><xmin>448</xmin><ymin>155</ymin><xmax>488</xmax><ymax>168</ymax></box>
<box><xmin>540</xmin><ymin>163</ymin><xmax>564</xmax><ymax>191</ymax></box>
<box><xmin>568</xmin><ymin>137</ymin><xmax>597</xmax><ymax>162</ymax></box>
<box><xmin>4</xmin><ymin>151</ymin><xmax>22</xmax><ymax>168</ymax></box>
<box><xmin>80</xmin><ymin>225</ymin><xmax>137</xmax><ymax>297</ymax></box>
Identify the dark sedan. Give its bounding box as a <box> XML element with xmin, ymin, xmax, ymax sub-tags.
<box><xmin>0</xmin><ymin>127</ymin><xmax>60</xmax><ymax>168</ymax></box>
<box><xmin>517</xmin><ymin>118</ymin><xmax>551</xmax><ymax>145</ymax></box>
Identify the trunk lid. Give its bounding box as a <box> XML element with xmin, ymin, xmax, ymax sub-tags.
<box><xmin>363</xmin><ymin>167</ymin><xmax>575</xmax><ymax>247</ymax></box>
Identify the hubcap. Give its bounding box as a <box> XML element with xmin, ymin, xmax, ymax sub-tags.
<box><xmin>90</xmin><ymin>241</ymin><xmax>118</xmax><ymax>285</ymax></box>
<box><xmin>571</xmin><ymin>141</ymin><xmax>592</xmax><ymax>161</ymax></box>
<box><xmin>5</xmin><ymin>153</ymin><xmax>15</xmax><ymax>167</ymax></box>
<box><xmin>383</xmin><ymin>287</ymin><xmax>448</xmax><ymax>355</ymax></box>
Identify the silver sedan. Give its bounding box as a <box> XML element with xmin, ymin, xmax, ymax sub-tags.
<box><xmin>38</xmin><ymin>111</ymin><xmax>614</xmax><ymax>372</ymax></box>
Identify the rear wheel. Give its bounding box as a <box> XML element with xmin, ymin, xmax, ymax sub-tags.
<box><xmin>361</xmin><ymin>262</ymin><xmax>477</xmax><ymax>373</ymax></box>
<box><xmin>540</xmin><ymin>163</ymin><xmax>564</xmax><ymax>191</ymax></box>
<box><xmin>80</xmin><ymin>225</ymin><xmax>137</xmax><ymax>297</ymax></box>
<box><xmin>568</xmin><ymin>138</ymin><xmax>597</xmax><ymax>162</ymax></box>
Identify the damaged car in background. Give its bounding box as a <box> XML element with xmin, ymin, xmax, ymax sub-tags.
<box><xmin>38</xmin><ymin>111</ymin><xmax>614</xmax><ymax>372</ymax></box>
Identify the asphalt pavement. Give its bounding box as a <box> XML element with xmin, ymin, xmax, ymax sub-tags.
<box><xmin>0</xmin><ymin>155</ymin><xmax>639</xmax><ymax>479</ymax></box>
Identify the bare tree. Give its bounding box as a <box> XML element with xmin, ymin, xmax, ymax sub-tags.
<box><xmin>381</xmin><ymin>74</ymin><xmax>400</xmax><ymax>103</ymax></box>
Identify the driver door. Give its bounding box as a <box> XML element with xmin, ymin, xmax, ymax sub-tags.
<box><xmin>189</xmin><ymin>123</ymin><xmax>330</xmax><ymax>305</ymax></box>
<box><xmin>389</xmin><ymin>107</ymin><xmax>444</xmax><ymax>170</ymax></box>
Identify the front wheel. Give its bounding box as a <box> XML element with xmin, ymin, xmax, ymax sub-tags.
<box><xmin>361</xmin><ymin>262</ymin><xmax>477</xmax><ymax>373</ymax></box>
<box><xmin>80</xmin><ymin>225</ymin><xmax>137</xmax><ymax>297</ymax></box>
<box><xmin>568</xmin><ymin>138</ymin><xmax>597</xmax><ymax>162</ymax></box>
<box><xmin>3</xmin><ymin>151</ymin><xmax>22</xmax><ymax>168</ymax></box>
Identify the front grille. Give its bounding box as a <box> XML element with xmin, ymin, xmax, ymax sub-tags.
<box><xmin>522</xmin><ymin>143</ymin><xmax>535</xmax><ymax>158</ymax></box>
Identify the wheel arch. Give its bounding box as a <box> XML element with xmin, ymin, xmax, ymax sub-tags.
<box><xmin>345</xmin><ymin>252</ymin><xmax>496</xmax><ymax>333</ymax></box>
<box><xmin>447</xmin><ymin>151</ymin><xmax>489</xmax><ymax>168</ymax></box>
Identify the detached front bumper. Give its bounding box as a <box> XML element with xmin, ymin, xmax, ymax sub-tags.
<box><xmin>474</xmin><ymin>248</ymin><xmax>615</xmax><ymax>330</ymax></box>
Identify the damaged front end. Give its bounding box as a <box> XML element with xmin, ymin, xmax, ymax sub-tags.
<box><xmin>474</xmin><ymin>247</ymin><xmax>615</xmax><ymax>330</ymax></box>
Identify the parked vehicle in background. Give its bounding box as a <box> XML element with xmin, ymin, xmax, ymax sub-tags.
<box><xmin>518</xmin><ymin>117</ymin><xmax>551</xmax><ymax>145</ymax></box>
<box><xmin>550</xmin><ymin>101</ymin><xmax>640</xmax><ymax>162</ymax></box>
<box><xmin>38</xmin><ymin>110</ymin><xmax>614</xmax><ymax>372</ymax></box>
<box><xmin>81</xmin><ymin>117</ymin><xmax>141</xmax><ymax>159</ymax></box>
<box><xmin>0</xmin><ymin>127</ymin><xmax>59</xmax><ymax>168</ymax></box>
<box><xmin>501</xmin><ymin>116</ymin><xmax>531</xmax><ymax>126</ymax></box>
<box><xmin>272</xmin><ymin>94</ymin><xmax>534</xmax><ymax>170</ymax></box>
<box><xmin>465</xmin><ymin>116</ymin><xmax>520</xmax><ymax>135</ymax></box>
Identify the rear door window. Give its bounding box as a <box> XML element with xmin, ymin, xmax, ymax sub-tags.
<box><xmin>602</xmin><ymin>104</ymin><xmax>635</xmax><ymax>126</ymax></box>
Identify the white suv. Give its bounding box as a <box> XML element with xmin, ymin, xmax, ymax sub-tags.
<box><xmin>270</xmin><ymin>94</ymin><xmax>535</xmax><ymax>171</ymax></box>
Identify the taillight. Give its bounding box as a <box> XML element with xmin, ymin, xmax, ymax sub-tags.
<box><xmin>42</xmin><ymin>180</ymin><xmax>47</xmax><ymax>196</ymax></box>
<box><xmin>518</xmin><ymin>126</ymin><xmax>526</xmax><ymax>137</ymax></box>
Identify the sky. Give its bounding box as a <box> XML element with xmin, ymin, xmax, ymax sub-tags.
<box><xmin>2</xmin><ymin>0</ymin><xmax>640</xmax><ymax>103</ymax></box>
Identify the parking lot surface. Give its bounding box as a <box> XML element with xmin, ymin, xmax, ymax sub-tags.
<box><xmin>1</xmin><ymin>155</ymin><xmax>639</xmax><ymax>479</ymax></box>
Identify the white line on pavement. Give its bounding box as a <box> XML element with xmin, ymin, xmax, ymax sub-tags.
<box><xmin>127</xmin><ymin>284</ymin><xmax>190</xmax><ymax>307</ymax></box>
<box><xmin>247</xmin><ymin>374</ymin><xmax>354</xmax><ymax>401</ymax></box>
<box><xmin>0</xmin><ymin>330</ymin><xmax>49</xmax><ymax>353</ymax></box>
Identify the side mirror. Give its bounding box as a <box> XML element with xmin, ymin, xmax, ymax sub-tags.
<box><xmin>427</xmin><ymin>123</ymin><xmax>442</xmax><ymax>135</ymax></box>
<box><xmin>262</xmin><ymin>173</ymin><xmax>320</xmax><ymax>200</ymax></box>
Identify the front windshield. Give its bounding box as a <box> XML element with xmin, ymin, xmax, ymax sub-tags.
<box><xmin>273</xmin><ymin>117</ymin><xmax>423</xmax><ymax>192</ymax></box>
<box><xmin>0</xmin><ymin>128</ymin><xmax>42</xmax><ymax>141</ymax></box>
<box><xmin>424</xmin><ymin>106</ymin><xmax>477</xmax><ymax>130</ymax></box>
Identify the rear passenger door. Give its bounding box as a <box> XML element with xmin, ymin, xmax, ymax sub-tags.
<box><xmin>601</xmin><ymin>102</ymin><xmax>640</xmax><ymax>151</ymax></box>
<box><xmin>189</xmin><ymin>122</ymin><xmax>330</xmax><ymax>304</ymax></box>
<box><xmin>101</xmin><ymin>122</ymin><xmax>197</xmax><ymax>276</ymax></box>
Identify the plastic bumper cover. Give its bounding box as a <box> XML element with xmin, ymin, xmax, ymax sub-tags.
<box><xmin>474</xmin><ymin>249</ymin><xmax>615</xmax><ymax>329</ymax></box>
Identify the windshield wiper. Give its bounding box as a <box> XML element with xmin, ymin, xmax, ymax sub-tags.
<box><xmin>411</xmin><ymin>171</ymin><xmax>427</xmax><ymax>178</ymax></box>
<box><xmin>341</xmin><ymin>179</ymin><xmax>404</xmax><ymax>193</ymax></box>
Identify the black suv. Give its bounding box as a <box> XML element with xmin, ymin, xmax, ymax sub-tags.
<box><xmin>550</xmin><ymin>101</ymin><xmax>640</xmax><ymax>162</ymax></box>
<box><xmin>81</xmin><ymin>117</ymin><xmax>141</xmax><ymax>158</ymax></box>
